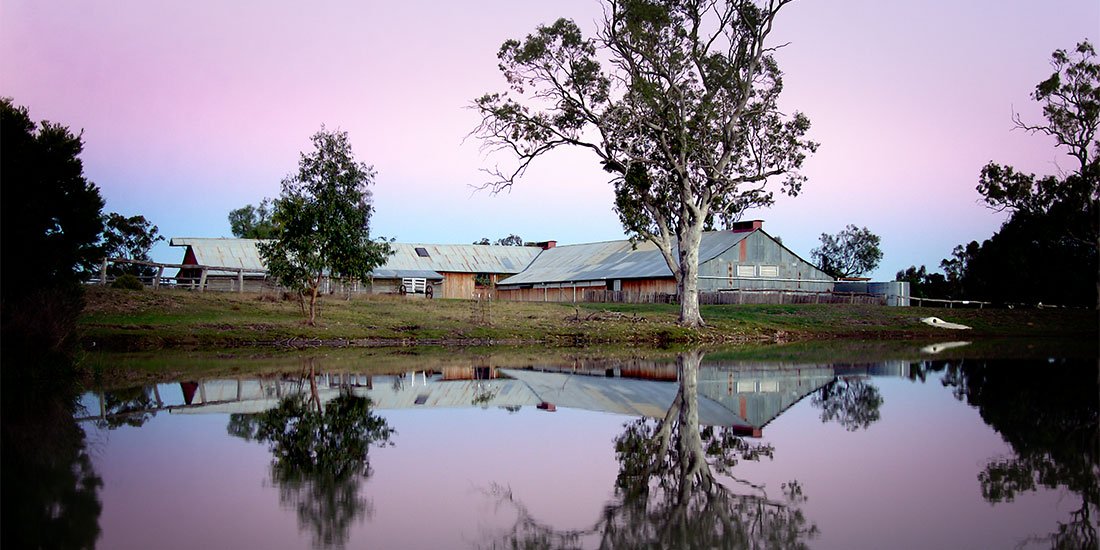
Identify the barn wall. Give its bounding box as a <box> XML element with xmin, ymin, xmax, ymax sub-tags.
<box><xmin>497</xmin><ymin>286</ymin><xmax>590</xmax><ymax>302</ymax></box>
<box><xmin>442</xmin><ymin>272</ymin><xmax>475</xmax><ymax>299</ymax></box>
<box><xmin>699</xmin><ymin>232</ymin><xmax>833</xmax><ymax>291</ymax></box>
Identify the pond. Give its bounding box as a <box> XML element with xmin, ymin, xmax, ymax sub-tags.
<box><xmin>3</xmin><ymin>344</ymin><xmax>1097</xmax><ymax>549</ymax></box>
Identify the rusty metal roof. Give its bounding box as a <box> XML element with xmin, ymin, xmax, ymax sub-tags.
<box><xmin>498</xmin><ymin>230</ymin><xmax>753</xmax><ymax>285</ymax></box>
<box><xmin>374</xmin><ymin>243</ymin><xmax>542</xmax><ymax>275</ymax></box>
<box><xmin>169</xmin><ymin>238</ymin><xmax>267</xmax><ymax>272</ymax></box>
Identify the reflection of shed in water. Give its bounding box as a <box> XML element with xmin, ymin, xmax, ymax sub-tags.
<box><xmin>87</xmin><ymin>363</ymin><xmax>870</xmax><ymax>436</ymax></box>
<box><xmin>501</xmin><ymin>365</ymin><xmax>837</xmax><ymax>436</ymax></box>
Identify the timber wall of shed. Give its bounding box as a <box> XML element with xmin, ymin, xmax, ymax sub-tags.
<box><xmin>442</xmin><ymin>272</ymin><xmax>475</xmax><ymax>300</ymax></box>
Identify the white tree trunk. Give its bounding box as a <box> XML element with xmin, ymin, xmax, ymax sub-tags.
<box><xmin>677</xmin><ymin>222</ymin><xmax>705</xmax><ymax>327</ymax></box>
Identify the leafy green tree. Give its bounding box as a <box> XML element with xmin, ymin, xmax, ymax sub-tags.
<box><xmin>967</xmin><ymin>41</ymin><xmax>1098</xmax><ymax>307</ymax></box>
<box><xmin>495</xmin><ymin>234</ymin><xmax>524</xmax><ymax>246</ymax></box>
<box><xmin>473</xmin><ymin>234</ymin><xmax>525</xmax><ymax>246</ymax></box>
<box><xmin>101</xmin><ymin>213</ymin><xmax>164</xmax><ymax>277</ymax></box>
<box><xmin>472</xmin><ymin>0</ymin><xmax>816</xmax><ymax>327</ymax></box>
<box><xmin>258</xmin><ymin>127</ymin><xmax>393</xmax><ymax>325</ymax></box>
<box><xmin>810</xmin><ymin>225</ymin><xmax>883</xmax><ymax>278</ymax></box>
<box><xmin>228</xmin><ymin>198</ymin><xmax>278</xmax><ymax>239</ymax></box>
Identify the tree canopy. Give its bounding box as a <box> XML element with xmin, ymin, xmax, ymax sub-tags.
<box><xmin>473</xmin><ymin>234</ymin><xmax>525</xmax><ymax>246</ymax></box>
<box><xmin>228</xmin><ymin>198</ymin><xmax>278</xmax><ymax>239</ymax></box>
<box><xmin>1</xmin><ymin>98</ymin><xmax>106</xmax><ymax>353</ymax></box>
<box><xmin>0</xmin><ymin>97</ymin><xmax>105</xmax><ymax>295</ymax></box>
<box><xmin>100</xmin><ymin>213</ymin><xmax>164</xmax><ymax>277</ymax></box>
<box><xmin>473</xmin><ymin>0</ymin><xmax>815</xmax><ymax>327</ymax></box>
<box><xmin>953</xmin><ymin>41</ymin><xmax>1098</xmax><ymax>307</ymax></box>
<box><xmin>258</xmin><ymin>127</ymin><xmax>393</xmax><ymax>325</ymax></box>
<box><xmin>810</xmin><ymin>225</ymin><xmax>882</xmax><ymax>279</ymax></box>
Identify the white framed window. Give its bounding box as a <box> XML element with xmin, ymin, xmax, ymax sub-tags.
<box><xmin>759</xmin><ymin>265</ymin><xmax>779</xmax><ymax>278</ymax></box>
<box><xmin>736</xmin><ymin>265</ymin><xmax>755</xmax><ymax>277</ymax></box>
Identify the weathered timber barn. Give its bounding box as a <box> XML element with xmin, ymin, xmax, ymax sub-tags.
<box><xmin>496</xmin><ymin>220</ymin><xmax>833</xmax><ymax>302</ymax></box>
<box><xmin>170</xmin><ymin>237</ymin><xmax>270</xmax><ymax>290</ymax></box>
<box><xmin>370</xmin><ymin>243</ymin><xmax>543</xmax><ymax>299</ymax></box>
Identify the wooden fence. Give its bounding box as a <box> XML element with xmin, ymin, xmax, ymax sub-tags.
<box><xmin>583</xmin><ymin>289</ymin><xmax>888</xmax><ymax>306</ymax></box>
<box><xmin>92</xmin><ymin>258</ymin><xmax>371</xmax><ymax>295</ymax></box>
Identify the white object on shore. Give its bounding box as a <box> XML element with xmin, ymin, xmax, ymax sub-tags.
<box><xmin>921</xmin><ymin>317</ymin><xmax>971</xmax><ymax>330</ymax></box>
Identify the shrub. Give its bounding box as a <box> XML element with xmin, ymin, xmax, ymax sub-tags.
<box><xmin>110</xmin><ymin>274</ymin><xmax>144</xmax><ymax>290</ymax></box>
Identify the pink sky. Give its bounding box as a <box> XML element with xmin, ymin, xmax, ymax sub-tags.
<box><xmin>3</xmin><ymin>0</ymin><xmax>1097</xmax><ymax>279</ymax></box>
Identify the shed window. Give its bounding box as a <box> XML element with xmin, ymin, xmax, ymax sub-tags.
<box><xmin>415</xmin><ymin>247</ymin><xmax>430</xmax><ymax>258</ymax></box>
<box><xmin>759</xmin><ymin>265</ymin><xmax>779</xmax><ymax>278</ymax></box>
<box><xmin>736</xmin><ymin>265</ymin><xmax>755</xmax><ymax>277</ymax></box>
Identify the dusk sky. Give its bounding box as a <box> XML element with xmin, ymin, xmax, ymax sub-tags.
<box><xmin>3</xmin><ymin>0</ymin><xmax>1097</xmax><ymax>280</ymax></box>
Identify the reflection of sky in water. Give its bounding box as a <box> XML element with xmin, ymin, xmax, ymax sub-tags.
<box><xmin>83</xmin><ymin>367</ymin><xmax>1091</xmax><ymax>549</ymax></box>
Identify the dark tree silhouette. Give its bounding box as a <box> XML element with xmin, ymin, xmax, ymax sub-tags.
<box><xmin>1</xmin><ymin>353</ymin><xmax>103</xmax><ymax>549</ymax></box>
<box><xmin>924</xmin><ymin>358</ymin><xmax>1098</xmax><ymax>548</ymax></box>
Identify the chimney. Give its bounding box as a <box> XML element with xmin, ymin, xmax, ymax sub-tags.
<box><xmin>536</xmin><ymin>240</ymin><xmax>557</xmax><ymax>250</ymax></box>
<box><xmin>729</xmin><ymin>220</ymin><xmax>763</xmax><ymax>232</ymax></box>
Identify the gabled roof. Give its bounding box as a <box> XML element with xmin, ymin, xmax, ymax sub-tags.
<box><xmin>499</xmin><ymin>230</ymin><xmax>752</xmax><ymax>285</ymax></box>
<box><xmin>169</xmin><ymin>238</ymin><xmax>266</xmax><ymax>271</ymax></box>
<box><xmin>374</xmin><ymin>243</ymin><xmax>542</xmax><ymax>276</ymax></box>
<box><xmin>169</xmin><ymin>238</ymin><xmax>542</xmax><ymax>278</ymax></box>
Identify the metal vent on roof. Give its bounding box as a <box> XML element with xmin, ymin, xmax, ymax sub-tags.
<box><xmin>415</xmin><ymin>247</ymin><xmax>430</xmax><ymax>258</ymax></box>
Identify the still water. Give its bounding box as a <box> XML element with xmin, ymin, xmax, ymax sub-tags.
<box><xmin>12</xmin><ymin>346</ymin><xmax>1100</xmax><ymax>549</ymax></box>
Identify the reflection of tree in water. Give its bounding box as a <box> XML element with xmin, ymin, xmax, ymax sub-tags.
<box><xmin>482</xmin><ymin>351</ymin><xmax>818</xmax><ymax>549</ymax></box>
<box><xmin>1</xmin><ymin>356</ymin><xmax>103</xmax><ymax>549</ymax></box>
<box><xmin>811</xmin><ymin>376</ymin><xmax>883</xmax><ymax>431</ymax></box>
<box><xmin>922</xmin><ymin>358</ymin><xmax>1098</xmax><ymax>548</ymax></box>
<box><xmin>228</xmin><ymin>367</ymin><xmax>395</xmax><ymax>549</ymax></box>
<box><xmin>97</xmin><ymin>385</ymin><xmax>159</xmax><ymax>428</ymax></box>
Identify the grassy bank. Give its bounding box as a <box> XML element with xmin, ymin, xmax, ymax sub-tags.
<box><xmin>79</xmin><ymin>287</ymin><xmax>1098</xmax><ymax>351</ymax></box>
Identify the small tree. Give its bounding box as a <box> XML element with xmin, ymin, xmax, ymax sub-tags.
<box><xmin>258</xmin><ymin>127</ymin><xmax>392</xmax><ymax>325</ymax></box>
<box><xmin>101</xmin><ymin>213</ymin><xmax>164</xmax><ymax>277</ymax></box>
<box><xmin>228</xmin><ymin>198</ymin><xmax>278</xmax><ymax>239</ymax></box>
<box><xmin>474</xmin><ymin>234</ymin><xmax>526</xmax><ymax>246</ymax></box>
<box><xmin>810</xmin><ymin>225</ymin><xmax>882</xmax><ymax>279</ymax></box>
<box><xmin>473</xmin><ymin>0</ymin><xmax>816</xmax><ymax>327</ymax></box>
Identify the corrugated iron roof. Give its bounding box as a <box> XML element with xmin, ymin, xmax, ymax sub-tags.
<box><xmin>374</xmin><ymin>243</ymin><xmax>542</xmax><ymax>275</ymax></box>
<box><xmin>499</xmin><ymin>230</ymin><xmax>752</xmax><ymax>285</ymax></box>
<box><xmin>169</xmin><ymin>238</ymin><xmax>268</xmax><ymax>272</ymax></box>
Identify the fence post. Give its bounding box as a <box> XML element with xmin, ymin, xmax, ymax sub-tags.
<box><xmin>100</xmin><ymin>259</ymin><xmax>108</xmax><ymax>285</ymax></box>
<box><xmin>238</xmin><ymin>269</ymin><xmax>244</xmax><ymax>293</ymax></box>
<box><xmin>154</xmin><ymin>265</ymin><xmax>164</xmax><ymax>290</ymax></box>
<box><xmin>199</xmin><ymin>268</ymin><xmax>208</xmax><ymax>292</ymax></box>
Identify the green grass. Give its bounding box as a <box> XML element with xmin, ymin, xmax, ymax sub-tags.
<box><xmin>79</xmin><ymin>287</ymin><xmax>1099</xmax><ymax>352</ymax></box>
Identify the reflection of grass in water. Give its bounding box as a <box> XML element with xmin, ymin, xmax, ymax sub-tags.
<box><xmin>83</xmin><ymin>334</ymin><xmax>1097</xmax><ymax>390</ymax></box>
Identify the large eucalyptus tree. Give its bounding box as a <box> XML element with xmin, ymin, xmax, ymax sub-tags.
<box><xmin>473</xmin><ymin>0</ymin><xmax>816</xmax><ymax>326</ymax></box>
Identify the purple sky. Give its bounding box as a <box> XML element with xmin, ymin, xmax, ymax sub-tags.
<box><xmin>3</xmin><ymin>0</ymin><xmax>1097</xmax><ymax>279</ymax></box>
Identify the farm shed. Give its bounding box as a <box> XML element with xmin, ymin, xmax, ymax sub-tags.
<box><xmin>496</xmin><ymin>220</ymin><xmax>833</xmax><ymax>302</ymax></box>
<box><xmin>169</xmin><ymin>237</ymin><xmax>270</xmax><ymax>290</ymax></box>
<box><xmin>369</xmin><ymin>243</ymin><xmax>543</xmax><ymax>299</ymax></box>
